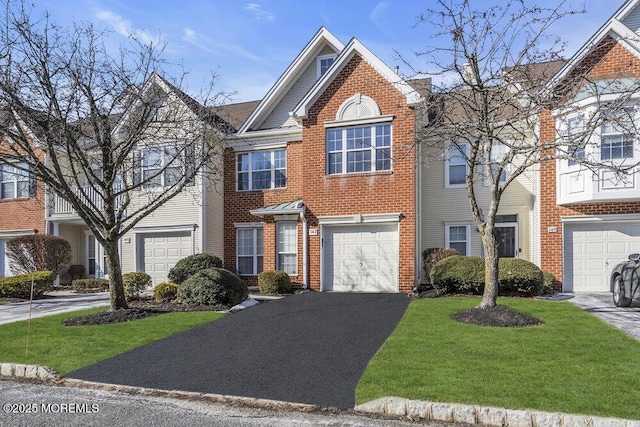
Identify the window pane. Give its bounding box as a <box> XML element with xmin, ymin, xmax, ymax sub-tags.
<box><xmin>450</xmin><ymin>242</ymin><xmax>467</xmax><ymax>255</ymax></box>
<box><xmin>237</xmin><ymin>153</ymin><xmax>249</xmax><ymax>172</ymax></box>
<box><xmin>347</xmin><ymin>150</ymin><xmax>371</xmax><ymax>173</ymax></box>
<box><xmin>252</xmin><ymin>151</ymin><xmax>271</xmax><ymax>170</ymax></box>
<box><xmin>252</xmin><ymin>170</ymin><xmax>271</xmax><ymax>189</ymax></box>
<box><xmin>376</xmin><ymin>148</ymin><xmax>391</xmax><ymax>171</ymax></box>
<box><xmin>142</xmin><ymin>149</ymin><xmax>162</xmax><ymax>167</ymax></box>
<box><xmin>327</xmin><ymin>129</ymin><xmax>342</xmax><ymax>152</ymax></box>
<box><xmin>274</xmin><ymin>170</ymin><xmax>286</xmax><ymax>188</ymax></box>
<box><xmin>237</xmin><ymin>172</ymin><xmax>249</xmax><ymax>190</ymax></box>
<box><xmin>449</xmin><ymin>164</ymin><xmax>466</xmax><ymax>185</ymax></box>
<box><xmin>346</xmin><ymin>127</ymin><xmax>371</xmax><ymax>150</ymax></box>
<box><xmin>237</xmin><ymin>257</ymin><xmax>254</xmax><ymax>275</ymax></box>
<box><xmin>328</xmin><ymin>152</ymin><xmax>342</xmax><ymax>175</ymax></box>
<box><xmin>1</xmin><ymin>183</ymin><xmax>15</xmax><ymax>199</ymax></box>
<box><xmin>375</xmin><ymin>124</ymin><xmax>391</xmax><ymax>147</ymax></box>
<box><xmin>277</xmin><ymin>222</ymin><xmax>297</xmax><ymax>275</ymax></box>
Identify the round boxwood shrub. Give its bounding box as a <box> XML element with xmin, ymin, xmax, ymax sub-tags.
<box><xmin>430</xmin><ymin>256</ymin><xmax>544</xmax><ymax>297</ymax></box>
<box><xmin>168</xmin><ymin>253</ymin><xmax>223</xmax><ymax>284</ymax></box>
<box><xmin>72</xmin><ymin>278</ymin><xmax>109</xmax><ymax>293</ymax></box>
<box><xmin>542</xmin><ymin>271</ymin><xmax>556</xmax><ymax>295</ymax></box>
<box><xmin>177</xmin><ymin>268</ymin><xmax>248</xmax><ymax>306</ymax></box>
<box><xmin>122</xmin><ymin>272</ymin><xmax>152</xmax><ymax>299</ymax></box>
<box><xmin>153</xmin><ymin>282</ymin><xmax>179</xmax><ymax>302</ymax></box>
<box><xmin>258</xmin><ymin>270</ymin><xmax>291</xmax><ymax>294</ymax></box>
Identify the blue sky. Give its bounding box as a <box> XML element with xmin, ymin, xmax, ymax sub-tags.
<box><xmin>34</xmin><ymin>1</ymin><xmax>624</xmax><ymax>103</ymax></box>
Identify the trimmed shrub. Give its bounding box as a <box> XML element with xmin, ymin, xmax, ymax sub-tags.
<box><xmin>177</xmin><ymin>268</ymin><xmax>248</xmax><ymax>306</ymax></box>
<box><xmin>72</xmin><ymin>278</ymin><xmax>109</xmax><ymax>292</ymax></box>
<box><xmin>422</xmin><ymin>248</ymin><xmax>461</xmax><ymax>285</ymax></box>
<box><xmin>431</xmin><ymin>255</ymin><xmax>484</xmax><ymax>294</ymax></box>
<box><xmin>258</xmin><ymin>270</ymin><xmax>291</xmax><ymax>294</ymax></box>
<box><xmin>0</xmin><ymin>271</ymin><xmax>55</xmax><ymax>298</ymax></box>
<box><xmin>168</xmin><ymin>253</ymin><xmax>223</xmax><ymax>284</ymax></box>
<box><xmin>499</xmin><ymin>258</ymin><xmax>544</xmax><ymax>296</ymax></box>
<box><xmin>122</xmin><ymin>272</ymin><xmax>151</xmax><ymax>299</ymax></box>
<box><xmin>430</xmin><ymin>256</ymin><xmax>544</xmax><ymax>297</ymax></box>
<box><xmin>153</xmin><ymin>282</ymin><xmax>179</xmax><ymax>302</ymax></box>
<box><xmin>542</xmin><ymin>271</ymin><xmax>556</xmax><ymax>295</ymax></box>
<box><xmin>6</xmin><ymin>234</ymin><xmax>72</xmax><ymax>276</ymax></box>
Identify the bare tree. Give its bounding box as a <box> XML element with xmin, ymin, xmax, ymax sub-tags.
<box><xmin>0</xmin><ymin>1</ymin><xmax>230</xmax><ymax>309</ymax></box>
<box><xmin>410</xmin><ymin>0</ymin><xmax>640</xmax><ymax>308</ymax></box>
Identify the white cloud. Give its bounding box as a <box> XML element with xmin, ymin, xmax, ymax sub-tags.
<box><xmin>95</xmin><ymin>9</ymin><xmax>162</xmax><ymax>46</ymax></box>
<box><xmin>182</xmin><ymin>27</ymin><xmax>265</xmax><ymax>63</ymax></box>
<box><xmin>244</xmin><ymin>3</ymin><xmax>276</xmax><ymax>22</ymax></box>
<box><xmin>370</xmin><ymin>1</ymin><xmax>390</xmax><ymax>29</ymax></box>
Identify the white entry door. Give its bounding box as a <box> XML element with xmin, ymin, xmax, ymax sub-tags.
<box><xmin>564</xmin><ymin>222</ymin><xmax>640</xmax><ymax>292</ymax></box>
<box><xmin>323</xmin><ymin>224</ymin><xmax>398</xmax><ymax>292</ymax></box>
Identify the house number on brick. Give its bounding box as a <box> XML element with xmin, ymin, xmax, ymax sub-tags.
<box><xmin>547</xmin><ymin>227</ymin><xmax>557</xmax><ymax>233</ymax></box>
<box><xmin>308</xmin><ymin>228</ymin><xmax>318</xmax><ymax>236</ymax></box>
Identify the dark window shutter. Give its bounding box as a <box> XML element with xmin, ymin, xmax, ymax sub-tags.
<box><xmin>133</xmin><ymin>151</ymin><xmax>141</xmax><ymax>185</ymax></box>
<box><xmin>185</xmin><ymin>144</ymin><xmax>195</xmax><ymax>186</ymax></box>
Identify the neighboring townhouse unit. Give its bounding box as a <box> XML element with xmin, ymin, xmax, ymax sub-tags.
<box><xmin>224</xmin><ymin>27</ymin><xmax>422</xmax><ymax>292</ymax></box>
<box><xmin>418</xmin><ymin>62</ymin><xmax>565</xmax><ymax>279</ymax></box>
<box><xmin>540</xmin><ymin>0</ymin><xmax>640</xmax><ymax>292</ymax></box>
<box><xmin>45</xmin><ymin>74</ymin><xmax>257</xmax><ymax>285</ymax></box>
<box><xmin>0</xmin><ymin>113</ymin><xmax>45</xmax><ymax>278</ymax></box>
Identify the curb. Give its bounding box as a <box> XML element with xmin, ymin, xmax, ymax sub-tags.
<box><xmin>354</xmin><ymin>396</ymin><xmax>640</xmax><ymax>427</ymax></box>
<box><xmin>3</xmin><ymin>364</ymin><xmax>640</xmax><ymax>425</ymax></box>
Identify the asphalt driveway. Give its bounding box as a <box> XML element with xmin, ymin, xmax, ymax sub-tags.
<box><xmin>67</xmin><ymin>292</ymin><xmax>409</xmax><ymax>408</ymax></box>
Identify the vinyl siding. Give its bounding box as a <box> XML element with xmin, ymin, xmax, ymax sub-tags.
<box><xmin>622</xmin><ymin>6</ymin><xmax>640</xmax><ymax>34</ymax></box>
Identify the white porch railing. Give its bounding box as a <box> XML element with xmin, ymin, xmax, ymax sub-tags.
<box><xmin>50</xmin><ymin>185</ymin><xmax>125</xmax><ymax>216</ymax></box>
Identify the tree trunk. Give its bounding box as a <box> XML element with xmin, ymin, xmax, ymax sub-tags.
<box><xmin>479</xmin><ymin>223</ymin><xmax>499</xmax><ymax>308</ymax></box>
<box><xmin>103</xmin><ymin>239</ymin><xmax>128</xmax><ymax>310</ymax></box>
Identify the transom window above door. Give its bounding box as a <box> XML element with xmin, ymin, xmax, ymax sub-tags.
<box><xmin>237</xmin><ymin>149</ymin><xmax>286</xmax><ymax>191</ymax></box>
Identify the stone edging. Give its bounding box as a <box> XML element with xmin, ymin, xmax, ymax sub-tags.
<box><xmin>354</xmin><ymin>397</ymin><xmax>640</xmax><ymax>427</ymax></box>
<box><xmin>0</xmin><ymin>362</ymin><xmax>59</xmax><ymax>381</ymax></box>
<box><xmin>3</xmin><ymin>364</ymin><xmax>640</xmax><ymax>425</ymax></box>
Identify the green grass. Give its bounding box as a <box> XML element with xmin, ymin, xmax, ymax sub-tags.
<box><xmin>0</xmin><ymin>308</ymin><xmax>225</xmax><ymax>375</ymax></box>
<box><xmin>356</xmin><ymin>297</ymin><xmax>640</xmax><ymax>420</ymax></box>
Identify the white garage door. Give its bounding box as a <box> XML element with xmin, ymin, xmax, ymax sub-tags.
<box><xmin>141</xmin><ymin>232</ymin><xmax>193</xmax><ymax>285</ymax></box>
<box><xmin>323</xmin><ymin>224</ymin><xmax>398</xmax><ymax>292</ymax></box>
<box><xmin>564</xmin><ymin>222</ymin><xmax>640</xmax><ymax>292</ymax></box>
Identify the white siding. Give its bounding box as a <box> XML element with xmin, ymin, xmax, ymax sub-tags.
<box><xmin>622</xmin><ymin>6</ymin><xmax>640</xmax><ymax>34</ymax></box>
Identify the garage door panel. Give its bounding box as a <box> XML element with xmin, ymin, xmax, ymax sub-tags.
<box><xmin>141</xmin><ymin>232</ymin><xmax>192</xmax><ymax>285</ymax></box>
<box><xmin>323</xmin><ymin>224</ymin><xmax>398</xmax><ymax>293</ymax></box>
<box><xmin>565</xmin><ymin>222</ymin><xmax>640</xmax><ymax>292</ymax></box>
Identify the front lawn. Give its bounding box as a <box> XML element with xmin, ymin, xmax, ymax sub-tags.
<box><xmin>0</xmin><ymin>307</ymin><xmax>225</xmax><ymax>375</ymax></box>
<box><xmin>357</xmin><ymin>297</ymin><xmax>640</xmax><ymax>420</ymax></box>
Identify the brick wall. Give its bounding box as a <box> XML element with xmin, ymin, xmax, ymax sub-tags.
<box><xmin>224</xmin><ymin>54</ymin><xmax>416</xmax><ymax>292</ymax></box>
<box><xmin>539</xmin><ymin>37</ymin><xmax>640</xmax><ymax>287</ymax></box>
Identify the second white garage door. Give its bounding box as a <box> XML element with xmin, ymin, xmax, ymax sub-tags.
<box><xmin>564</xmin><ymin>222</ymin><xmax>640</xmax><ymax>292</ymax></box>
<box><xmin>323</xmin><ymin>224</ymin><xmax>398</xmax><ymax>292</ymax></box>
<box><xmin>141</xmin><ymin>232</ymin><xmax>193</xmax><ymax>285</ymax></box>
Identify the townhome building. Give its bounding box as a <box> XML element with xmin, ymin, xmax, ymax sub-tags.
<box><xmin>0</xmin><ymin>117</ymin><xmax>44</xmax><ymax>277</ymax></box>
<box><xmin>539</xmin><ymin>0</ymin><xmax>640</xmax><ymax>292</ymax></box>
<box><xmin>224</xmin><ymin>27</ymin><xmax>422</xmax><ymax>292</ymax></box>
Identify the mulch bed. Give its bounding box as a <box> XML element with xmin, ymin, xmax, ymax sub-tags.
<box><xmin>62</xmin><ymin>299</ymin><xmax>229</xmax><ymax>326</ymax></box>
<box><xmin>451</xmin><ymin>304</ymin><xmax>544</xmax><ymax>327</ymax></box>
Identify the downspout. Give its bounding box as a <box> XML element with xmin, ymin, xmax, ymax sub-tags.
<box><xmin>301</xmin><ymin>205</ymin><xmax>308</xmax><ymax>289</ymax></box>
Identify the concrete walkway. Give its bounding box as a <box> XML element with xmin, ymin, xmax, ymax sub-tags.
<box><xmin>0</xmin><ymin>292</ymin><xmax>110</xmax><ymax>325</ymax></box>
<box><xmin>566</xmin><ymin>292</ymin><xmax>640</xmax><ymax>341</ymax></box>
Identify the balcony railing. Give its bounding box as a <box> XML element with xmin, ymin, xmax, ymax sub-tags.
<box><xmin>557</xmin><ymin>168</ymin><xmax>640</xmax><ymax>205</ymax></box>
<box><xmin>49</xmin><ymin>185</ymin><xmax>125</xmax><ymax>216</ymax></box>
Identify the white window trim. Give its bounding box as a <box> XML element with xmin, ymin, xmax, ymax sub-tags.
<box><xmin>236</xmin><ymin>149</ymin><xmax>287</xmax><ymax>191</ymax></box>
<box><xmin>0</xmin><ymin>162</ymin><xmax>31</xmax><ymax>200</ymax></box>
<box><xmin>236</xmin><ymin>225</ymin><xmax>263</xmax><ymax>276</ymax></box>
<box><xmin>445</xmin><ymin>143</ymin><xmax>468</xmax><ymax>188</ymax></box>
<box><xmin>138</xmin><ymin>144</ymin><xmax>187</xmax><ymax>189</ymax></box>
<box><xmin>326</xmin><ymin>123</ymin><xmax>392</xmax><ymax>175</ymax></box>
<box><xmin>445</xmin><ymin>223</ymin><xmax>471</xmax><ymax>256</ymax></box>
<box><xmin>276</xmin><ymin>221</ymin><xmax>298</xmax><ymax>275</ymax></box>
<box><xmin>317</xmin><ymin>54</ymin><xmax>337</xmax><ymax>78</ymax></box>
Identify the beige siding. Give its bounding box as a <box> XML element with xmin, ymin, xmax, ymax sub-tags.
<box><xmin>420</xmin><ymin>154</ymin><xmax>536</xmax><ymax>261</ymax></box>
<box><xmin>205</xmin><ymin>176</ymin><xmax>225</xmax><ymax>260</ymax></box>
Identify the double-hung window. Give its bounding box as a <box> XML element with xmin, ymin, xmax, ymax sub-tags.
<box><xmin>601</xmin><ymin>117</ymin><xmax>633</xmax><ymax>160</ymax></box>
<box><xmin>277</xmin><ymin>222</ymin><xmax>297</xmax><ymax>275</ymax></box>
<box><xmin>445</xmin><ymin>144</ymin><xmax>467</xmax><ymax>187</ymax></box>
<box><xmin>237</xmin><ymin>149</ymin><xmax>286</xmax><ymax>191</ymax></box>
<box><xmin>139</xmin><ymin>146</ymin><xmax>185</xmax><ymax>188</ymax></box>
<box><xmin>326</xmin><ymin>124</ymin><xmax>391</xmax><ymax>175</ymax></box>
<box><xmin>317</xmin><ymin>54</ymin><xmax>336</xmax><ymax>78</ymax></box>
<box><xmin>566</xmin><ymin>115</ymin><xmax>586</xmax><ymax>166</ymax></box>
<box><xmin>237</xmin><ymin>227</ymin><xmax>263</xmax><ymax>275</ymax></box>
<box><xmin>489</xmin><ymin>141</ymin><xmax>508</xmax><ymax>183</ymax></box>
<box><xmin>0</xmin><ymin>162</ymin><xmax>32</xmax><ymax>199</ymax></box>
<box><xmin>445</xmin><ymin>224</ymin><xmax>470</xmax><ymax>255</ymax></box>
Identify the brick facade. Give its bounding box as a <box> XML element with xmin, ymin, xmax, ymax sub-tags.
<box><xmin>539</xmin><ymin>37</ymin><xmax>640</xmax><ymax>287</ymax></box>
<box><xmin>224</xmin><ymin>54</ymin><xmax>416</xmax><ymax>292</ymax></box>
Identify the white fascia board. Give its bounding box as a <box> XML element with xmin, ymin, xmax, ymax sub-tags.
<box><xmin>561</xmin><ymin>213</ymin><xmax>640</xmax><ymax>223</ymax></box>
<box><xmin>544</xmin><ymin>0</ymin><xmax>640</xmax><ymax>94</ymax></box>
<box><xmin>237</xmin><ymin>27</ymin><xmax>345</xmax><ymax>134</ymax></box>
<box><xmin>292</xmin><ymin>38</ymin><xmax>422</xmax><ymax>119</ymax></box>
<box><xmin>227</xmin><ymin>128</ymin><xmax>302</xmax><ymax>151</ymax></box>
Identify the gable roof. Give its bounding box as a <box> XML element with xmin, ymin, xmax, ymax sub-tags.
<box><xmin>292</xmin><ymin>37</ymin><xmax>423</xmax><ymax>119</ymax></box>
<box><xmin>545</xmin><ymin>0</ymin><xmax>640</xmax><ymax>93</ymax></box>
<box><xmin>237</xmin><ymin>27</ymin><xmax>344</xmax><ymax>134</ymax></box>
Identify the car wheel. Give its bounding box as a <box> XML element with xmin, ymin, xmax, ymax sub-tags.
<box><xmin>613</xmin><ymin>275</ymin><xmax>632</xmax><ymax>307</ymax></box>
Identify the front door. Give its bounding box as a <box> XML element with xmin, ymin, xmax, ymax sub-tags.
<box><xmin>86</xmin><ymin>234</ymin><xmax>108</xmax><ymax>278</ymax></box>
<box><xmin>495</xmin><ymin>215</ymin><xmax>518</xmax><ymax>258</ymax></box>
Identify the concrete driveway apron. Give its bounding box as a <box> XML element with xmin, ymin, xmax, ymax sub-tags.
<box><xmin>568</xmin><ymin>292</ymin><xmax>640</xmax><ymax>341</ymax></box>
<box><xmin>67</xmin><ymin>292</ymin><xmax>410</xmax><ymax>409</ymax></box>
